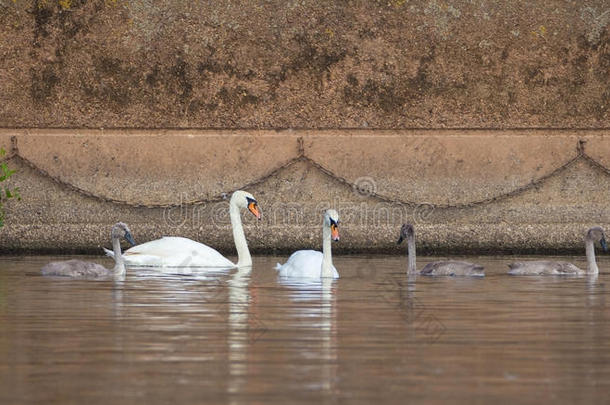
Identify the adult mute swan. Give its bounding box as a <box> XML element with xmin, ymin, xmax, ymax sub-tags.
<box><xmin>42</xmin><ymin>222</ymin><xmax>136</xmax><ymax>278</ymax></box>
<box><xmin>276</xmin><ymin>209</ymin><xmax>340</xmax><ymax>279</ymax></box>
<box><xmin>105</xmin><ymin>190</ymin><xmax>261</xmax><ymax>268</ymax></box>
<box><xmin>508</xmin><ymin>226</ymin><xmax>607</xmax><ymax>276</ymax></box>
<box><xmin>398</xmin><ymin>224</ymin><xmax>485</xmax><ymax>277</ymax></box>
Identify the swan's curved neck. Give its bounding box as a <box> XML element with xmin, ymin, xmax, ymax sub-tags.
<box><xmin>585</xmin><ymin>238</ymin><xmax>598</xmax><ymax>274</ymax></box>
<box><xmin>230</xmin><ymin>202</ymin><xmax>251</xmax><ymax>267</ymax></box>
<box><xmin>407</xmin><ymin>233</ymin><xmax>417</xmax><ymax>274</ymax></box>
<box><xmin>112</xmin><ymin>236</ymin><xmax>126</xmax><ymax>276</ymax></box>
<box><xmin>321</xmin><ymin>223</ymin><xmax>333</xmax><ymax>277</ymax></box>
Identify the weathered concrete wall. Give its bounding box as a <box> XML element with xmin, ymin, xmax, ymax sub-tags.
<box><xmin>0</xmin><ymin>130</ymin><xmax>608</xmax><ymax>254</ymax></box>
<box><xmin>0</xmin><ymin>0</ymin><xmax>608</xmax><ymax>128</ymax></box>
<box><xmin>0</xmin><ymin>1</ymin><xmax>609</xmax><ymax>253</ymax></box>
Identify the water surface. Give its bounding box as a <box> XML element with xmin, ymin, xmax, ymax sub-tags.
<box><xmin>1</xmin><ymin>254</ymin><xmax>609</xmax><ymax>404</ymax></box>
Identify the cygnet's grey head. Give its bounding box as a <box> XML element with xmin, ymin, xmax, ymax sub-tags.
<box><xmin>587</xmin><ymin>226</ymin><xmax>608</xmax><ymax>251</ymax></box>
<box><xmin>111</xmin><ymin>222</ymin><xmax>136</xmax><ymax>246</ymax></box>
<box><xmin>397</xmin><ymin>223</ymin><xmax>415</xmax><ymax>245</ymax></box>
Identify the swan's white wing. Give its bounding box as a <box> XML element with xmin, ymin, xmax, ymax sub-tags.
<box><xmin>276</xmin><ymin>250</ymin><xmax>339</xmax><ymax>278</ymax></box>
<box><xmin>123</xmin><ymin>236</ymin><xmax>235</xmax><ymax>268</ymax></box>
<box><xmin>103</xmin><ymin>247</ymin><xmax>114</xmax><ymax>258</ymax></box>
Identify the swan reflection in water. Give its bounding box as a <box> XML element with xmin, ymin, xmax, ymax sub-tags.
<box><xmin>278</xmin><ymin>277</ymin><xmax>338</xmax><ymax>393</ymax></box>
<box><xmin>227</xmin><ymin>266</ymin><xmax>255</xmax><ymax>397</ymax></box>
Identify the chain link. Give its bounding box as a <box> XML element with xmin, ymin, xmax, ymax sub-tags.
<box><xmin>2</xmin><ymin>136</ymin><xmax>608</xmax><ymax>209</ymax></box>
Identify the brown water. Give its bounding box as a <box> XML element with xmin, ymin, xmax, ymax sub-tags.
<box><xmin>1</xmin><ymin>254</ymin><xmax>609</xmax><ymax>404</ymax></box>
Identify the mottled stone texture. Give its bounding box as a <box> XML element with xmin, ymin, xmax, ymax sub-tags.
<box><xmin>0</xmin><ymin>0</ymin><xmax>608</xmax><ymax>128</ymax></box>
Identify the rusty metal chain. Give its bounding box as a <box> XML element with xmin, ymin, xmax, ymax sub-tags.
<box><xmin>10</xmin><ymin>140</ymin><xmax>305</xmax><ymax>208</ymax></box>
<box><xmin>305</xmin><ymin>139</ymin><xmax>603</xmax><ymax>209</ymax></box>
<box><xmin>2</xmin><ymin>136</ymin><xmax>608</xmax><ymax>210</ymax></box>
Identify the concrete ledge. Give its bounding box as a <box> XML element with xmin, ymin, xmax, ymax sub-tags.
<box><xmin>1</xmin><ymin>129</ymin><xmax>609</xmax><ymax>253</ymax></box>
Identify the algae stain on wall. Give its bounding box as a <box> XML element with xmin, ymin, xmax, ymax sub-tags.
<box><xmin>419</xmin><ymin>0</ymin><xmax>462</xmax><ymax>40</ymax></box>
<box><xmin>580</xmin><ymin>7</ymin><xmax>610</xmax><ymax>45</ymax></box>
<box><xmin>57</xmin><ymin>0</ymin><xmax>71</xmax><ymax>10</ymax></box>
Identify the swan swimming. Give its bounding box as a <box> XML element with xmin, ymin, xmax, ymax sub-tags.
<box><xmin>275</xmin><ymin>209</ymin><xmax>340</xmax><ymax>279</ymax></box>
<box><xmin>398</xmin><ymin>224</ymin><xmax>485</xmax><ymax>277</ymax></box>
<box><xmin>105</xmin><ymin>190</ymin><xmax>261</xmax><ymax>268</ymax></box>
<box><xmin>508</xmin><ymin>226</ymin><xmax>607</xmax><ymax>276</ymax></box>
<box><xmin>42</xmin><ymin>222</ymin><xmax>136</xmax><ymax>278</ymax></box>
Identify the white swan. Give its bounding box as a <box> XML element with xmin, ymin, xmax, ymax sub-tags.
<box><xmin>508</xmin><ymin>226</ymin><xmax>607</xmax><ymax>276</ymax></box>
<box><xmin>42</xmin><ymin>222</ymin><xmax>136</xmax><ymax>278</ymax></box>
<box><xmin>398</xmin><ymin>224</ymin><xmax>485</xmax><ymax>277</ymax></box>
<box><xmin>276</xmin><ymin>209</ymin><xmax>340</xmax><ymax>279</ymax></box>
<box><xmin>105</xmin><ymin>190</ymin><xmax>261</xmax><ymax>268</ymax></box>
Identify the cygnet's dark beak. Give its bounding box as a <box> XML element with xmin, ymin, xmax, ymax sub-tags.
<box><xmin>397</xmin><ymin>234</ymin><xmax>404</xmax><ymax>245</ymax></box>
<box><xmin>601</xmin><ymin>236</ymin><xmax>608</xmax><ymax>252</ymax></box>
<box><xmin>125</xmin><ymin>232</ymin><xmax>136</xmax><ymax>246</ymax></box>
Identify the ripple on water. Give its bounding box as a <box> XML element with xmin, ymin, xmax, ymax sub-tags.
<box><xmin>0</xmin><ymin>254</ymin><xmax>609</xmax><ymax>404</ymax></box>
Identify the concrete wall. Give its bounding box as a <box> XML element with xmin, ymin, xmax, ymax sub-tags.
<box><xmin>0</xmin><ymin>1</ymin><xmax>609</xmax><ymax>253</ymax></box>
<box><xmin>0</xmin><ymin>129</ymin><xmax>609</xmax><ymax>253</ymax></box>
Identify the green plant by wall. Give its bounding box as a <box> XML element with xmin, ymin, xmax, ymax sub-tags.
<box><xmin>0</xmin><ymin>148</ymin><xmax>20</xmax><ymax>227</ymax></box>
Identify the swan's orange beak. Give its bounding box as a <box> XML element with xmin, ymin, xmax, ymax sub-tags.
<box><xmin>248</xmin><ymin>201</ymin><xmax>261</xmax><ymax>220</ymax></box>
<box><xmin>331</xmin><ymin>223</ymin><xmax>340</xmax><ymax>241</ymax></box>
